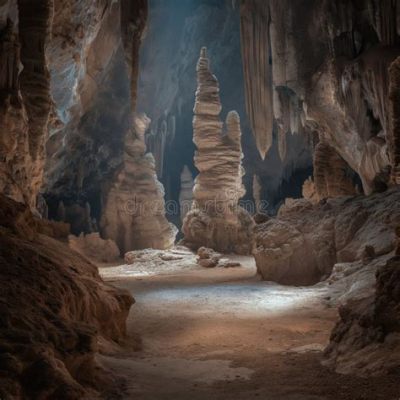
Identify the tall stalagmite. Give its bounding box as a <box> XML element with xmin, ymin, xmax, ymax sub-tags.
<box><xmin>100</xmin><ymin>1</ymin><xmax>177</xmax><ymax>254</ymax></box>
<box><xmin>101</xmin><ymin>114</ymin><xmax>177</xmax><ymax>254</ymax></box>
<box><xmin>182</xmin><ymin>47</ymin><xmax>254</xmax><ymax>254</ymax></box>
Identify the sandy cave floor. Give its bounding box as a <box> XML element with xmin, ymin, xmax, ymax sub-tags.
<box><xmin>97</xmin><ymin>252</ymin><xmax>400</xmax><ymax>400</ymax></box>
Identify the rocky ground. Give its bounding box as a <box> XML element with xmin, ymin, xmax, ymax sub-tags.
<box><xmin>98</xmin><ymin>249</ymin><xmax>400</xmax><ymax>400</ymax></box>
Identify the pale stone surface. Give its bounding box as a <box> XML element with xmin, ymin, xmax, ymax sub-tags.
<box><xmin>99</xmin><ymin>5</ymin><xmax>177</xmax><ymax>254</ymax></box>
<box><xmin>182</xmin><ymin>48</ymin><xmax>254</xmax><ymax>254</ymax></box>
<box><xmin>100</xmin><ymin>114</ymin><xmax>177</xmax><ymax>254</ymax></box>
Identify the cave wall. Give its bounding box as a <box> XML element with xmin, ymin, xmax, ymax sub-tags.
<box><xmin>240</xmin><ymin>0</ymin><xmax>400</xmax><ymax>195</ymax></box>
<box><xmin>44</xmin><ymin>1</ymin><xmax>131</xmax><ymax>225</ymax></box>
<box><xmin>0</xmin><ymin>0</ymin><xmax>52</xmax><ymax>209</ymax></box>
<box><xmin>0</xmin><ymin>1</ymin><xmax>148</xmax><ymax>396</ymax></box>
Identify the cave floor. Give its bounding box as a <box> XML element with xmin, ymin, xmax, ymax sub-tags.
<box><xmin>98</xmin><ymin>255</ymin><xmax>399</xmax><ymax>400</ymax></box>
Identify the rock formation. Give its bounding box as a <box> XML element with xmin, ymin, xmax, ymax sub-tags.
<box><xmin>240</xmin><ymin>0</ymin><xmax>273</xmax><ymax>159</ymax></box>
<box><xmin>99</xmin><ymin>0</ymin><xmax>176</xmax><ymax>254</ymax></box>
<box><xmin>313</xmin><ymin>142</ymin><xmax>357</xmax><ymax>199</ymax></box>
<box><xmin>0</xmin><ymin>1</ymin><xmax>148</xmax><ymax>397</ymax></box>
<box><xmin>179</xmin><ymin>165</ymin><xmax>194</xmax><ymax>223</ymax></box>
<box><xmin>324</xmin><ymin>255</ymin><xmax>400</xmax><ymax>376</ymax></box>
<box><xmin>0</xmin><ymin>195</ymin><xmax>133</xmax><ymax>398</ymax></box>
<box><xmin>68</xmin><ymin>232</ymin><xmax>120</xmax><ymax>263</ymax></box>
<box><xmin>0</xmin><ymin>0</ymin><xmax>52</xmax><ymax>208</ymax></box>
<box><xmin>100</xmin><ymin>114</ymin><xmax>177</xmax><ymax>254</ymax></box>
<box><xmin>254</xmin><ymin>188</ymin><xmax>400</xmax><ymax>286</ymax></box>
<box><xmin>239</xmin><ymin>0</ymin><xmax>399</xmax><ymax>195</ymax></box>
<box><xmin>137</xmin><ymin>1</ymin><xmax>313</xmax><ymax>215</ymax></box>
<box><xmin>389</xmin><ymin>56</ymin><xmax>400</xmax><ymax>184</ymax></box>
<box><xmin>182</xmin><ymin>47</ymin><xmax>254</xmax><ymax>254</ymax></box>
<box><xmin>252</xmin><ymin>174</ymin><xmax>262</xmax><ymax>213</ymax></box>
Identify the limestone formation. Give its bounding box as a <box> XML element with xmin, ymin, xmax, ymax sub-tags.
<box><xmin>324</xmin><ymin>255</ymin><xmax>400</xmax><ymax>376</ymax></box>
<box><xmin>252</xmin><ymin>174</ymin><xmax>262</xmax><ymax>213</ymax></box>
<box><xmin>254</xmin><ymin>188</ymin><xmax>400</xmax><ymax>286</ymax></box>
<box><xmin>0</xmin><ymin>1</ymin><xmax>52</xmax><ymax>208</ymax></box>
<box><xmin>389</xmin><ymin>56</ymin><xmax>400</xmax><ymax>184</ymax></box>
<box><xmin>0</xmin><ymin>195</ymin><xmax>133</xmax><ymax>399</ymax></box>
<box><xmin>100</xmin><ymin>2</ymin><xmax>177</xmax><ymax>254</ymax></box>
<box><xmin>68</xmin><ymin>233</ymin><xmax>120</xmax><ymax>263</ymax></box>
<box><xmin>302</xmin><ymin>177</ymin><xmax>319</xmax><ymax>204</ymax></box>
<box><xmin>100</xmin><ymin>114</ymin><xmax>177</xmax><ymax>254</ymax></box>
<box><xmin>239</xmin><ymin>0</ymin><xmax>399</xmax><ymax>194</ymax></box>
<box><xmin>313</xmin><ymin>142</ymin><xmax>357</xmax><ymax>199</ymax></box>
<box><xmin>179</xmin><ymin>165</ymin><xmax>194</xmax><ymax>223</ymax></box>
<box><xmin>182</xmin><ymin>47</ymin><xmax>254</xmax><ymax>254</ymax></box>
<box><xmin>240</xmin><ymin>0</ymin><xmax>273</xmax><ymax>159</ymax></box>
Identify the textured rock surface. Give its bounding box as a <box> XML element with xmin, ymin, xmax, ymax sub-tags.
<box><xmin>239</xmin><ymin>0</ymin><xmax>400</xmax><ymax>195</ymax></box>
<box><xmin>240</xmin><ymin>0</ymin><xmax>273</xmax><ymax>159</ymax></box>
<box><xmin>99</xmin><ymin>0</ymin><xmax>176</xmax><ymax>254</ymax></box>
<box><xmin>254</xmin><ymin>188</ymin><xmax>400</xmax><ymax>285</ymax></box>
<box><xmin>0</xmin><ymin>195</ymin><xmax>133</xmax><ymax>399</ymax></box>
<box><xmin>313</xmin><ymin>142</ymin><xmax>357</xmax><ymax>199</ymax></box>
<box><xmin>44</xmin><ymin>1</ymin><xmax>129</xmax><ymax>208</ymax></box>
<box><xmin>0</xmin><ymin>0</ymin><xmax>52</xmax><ymax>208</ymax></box>
<box><xmin>182</xmin><ymin>48</ymin><xmax>254</xmax><ymax>254</ymax></box>
<box><xmin>100</xmin><ymin>114</ymin><xmax>177</xmax><ymax>254</ymax></box>
<box><xmin>324</xmin><ymin>255</ymin><xmax>400</xmax><ymax>376</ymax></box>
<box><xmin>68</xmin><ymin>232</ymin><xmax>120</xmax><ymax>263</ymax></box>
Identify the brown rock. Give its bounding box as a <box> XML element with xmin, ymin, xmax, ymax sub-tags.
<box><xmin>0</xmin><ymin>195</ymin><xmax>133</xmax><ymax>398</ymax></box>
<box><xmin>68</xmin><ymin>232</ymin><xmax>120</xmax><ymax>263</ymax></box>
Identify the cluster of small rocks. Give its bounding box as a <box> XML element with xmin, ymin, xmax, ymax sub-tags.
<box><xmin>196</xmin><ymin>247</ymin><xmax>241</xmax><ymax>269</ymax></box>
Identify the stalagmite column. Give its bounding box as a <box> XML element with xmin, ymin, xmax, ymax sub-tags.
<box><xmin>101</xmin><ymin>114</ymin><xmax>177</xmax><ymax>254</ymax></box>
<box><xmin>182</xmin><ymin>47</ymin><xmax>254</xmax><ymax>254</ymax></box>
<box><xmin>100</xmin><ymin>1</ymin><xmax>177</xmax><ymax>254</ymax></box>
<box><xmin>179</xmin><ymin>165</ymin><xmax>194</xmax><ymax>223</ymax></box>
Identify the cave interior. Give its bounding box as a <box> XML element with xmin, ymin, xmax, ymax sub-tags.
<box><xmin>0</xmin><ymin>0</ymin><xmax>400</xmax><ymax>399</ymax></box>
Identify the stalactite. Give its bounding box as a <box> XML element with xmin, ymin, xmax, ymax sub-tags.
<box><xmin>0</xmin><ymin>19</ymin><xmax>19</xmax><ymax>95</ymax></box>
<box><xmin>389</xmin><ymin>56</ymin><xmax>400</xmax><ymax>184</ymax></box>
<box><xmin>240</xmin><ymin>0</ymin><xmax>273</xmax><ymax>159</ymax></box>
<box><xmin>278</xmin><ymin>127</ymin><xmax>287</xmax><ymax>161</ymax></box>
<box><xmin>18</xmin><ymin>0</ymin><xmax>53</xmax><ymax>160</ymax></box>
<box><xmin>368</xmin><ymin>0</ymin><xmax>399</xmax><ymax>46</ymax></box>
<box><xmin>252</xmin><ymin>174</ymin><xmax>262</xmax><ymax>213</ymax></box>
<box><xmin>120</xmin><ymin>0</ymin><xmax>148</xmax><ymax>111</ymax></box>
